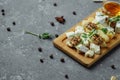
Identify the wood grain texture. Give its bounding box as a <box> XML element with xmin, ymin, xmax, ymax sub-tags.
<box><xmin>53</xmin><ymin>8</ymin><xmax>120</xmax><ymax>67</ymax></box>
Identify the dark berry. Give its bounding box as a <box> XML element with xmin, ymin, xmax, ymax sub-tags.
<box><xmin>55</xmin><ymin>34</ymin><xmax>59</xmax><ymax>38</ymax></box>
<box><xmin>50</xmin><ymin>22</ymin><xmax>55</xmax><ymax>27</ymax></box>
<box><xmin>38</xmin><ymin>47</ymin><xmax>42</xmax><ymax>52</ymax></box>
<box><xmin>2</xmin><ymin>12</ymin><xmax>5</xmax><ymax>16</ymax></box>
<box><xmin>53</xmin><ymin>3</ymin><xmax>57</xmax><ymax>7</ymax></box>
<box><xmin>65</xmin><ymin>74</ymin><xmax>69</xmax><ymax>79</ymax></box>
<box><xmin>12</xmin><ymin>21</ymin><xmax>16</xmax><ymax>26</ymax></box>
<box><xmin>49</xmin><ymin>54</ymin><xmax>54</xmax><ymax>59</ymax></box>
<box><xmin>1</xmin><ymin>9</ymin><xmax>5</xmax><ymax>12</ymax></box>
<box><xmin>73</xmin><ymin>11</ymin><xmax>77</xmax><ymax>15</ymax></box>
<box><xmin>6</xmin><ymin>27</ymin><xmax>11</xmax><ymax>32</ymax></box>
<box><xmin>60</xmin><ymin>58</ymin><xmax>65</xmax><ymax>63</ymax></box>
<box><xmin>40</xmin><ymin>59</ymin><xmax>44</xmax><ymax>63</ymax></box>
<box><xmin>111</xmin><ymin>65</ymin><xmax>116</xmax><ymax>69</ymax></box>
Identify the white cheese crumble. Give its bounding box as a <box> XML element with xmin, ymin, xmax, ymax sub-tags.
<box><xmin>85</xmin><ymin>50</ymin><xmax>94</xmax><ymax>57</ymax></box>
<box><xmin>66</xmin><ymin>32</ymin><xmax>75</xmax><ymax>38</ymax></box>
<box><xmin>90</xmin><ymin>43</ymin><xmax>100</xmax><ymax>54</ymax></box>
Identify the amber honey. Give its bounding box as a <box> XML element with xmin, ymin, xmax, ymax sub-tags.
<box><xmin>103</xmin><ymin>1</ymin><xmax>120</xmax><ymax>16</ymax></box>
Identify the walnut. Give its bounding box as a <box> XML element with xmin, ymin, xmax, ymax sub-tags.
<box><xmin>92</xmin><ymin>34</ymin><xmax>103</xmax><ymax>45</ymax></box>
<box><xmin>69</xmin><ymin>36</ymin><xmax>81</xmax><ymax>46</ymax></box>
<box><xmin>86</xmin><ymin>22</ymin><xmax>97</xmax><ymax>30</ymax></box>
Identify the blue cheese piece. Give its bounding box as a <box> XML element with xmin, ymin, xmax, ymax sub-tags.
<box><xmin>106</xmin><ymin>27</ymin><xmax>114</xmax><ymax>32</ymax></box>
<box><xmin>94</xmin><ymin>12</ymin><xmax>108</xmax><ymax>24</ymax></box>
<box><xmin>75</xmin><ymin>26</ymin><xmax>84</xmax><ymax>34</ymax></box>
<box><xmin>66</xmin><ymin>32</ymin><xmax>75</xmax><ymax>38</ymax></box>
<box><xmin>85</xmin><ymin>50</ymin><xmax>94</xmax><ymax>57</ymax></box>
<box><xmin>115</xmin><ymin>21</ymin><xmax>120</xmax><ymax>33</ymax></box>
<box><xmin>75</xmin><ymin>44</ymin><xmax>89</xmax><ymax>53</ymax></box>
<box><xmin>90</xmin><ymin>43</ymin><xmax>100</xmax><ymax>54</ymax></box>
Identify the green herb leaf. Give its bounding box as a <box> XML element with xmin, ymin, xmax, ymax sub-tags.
<box><xmin>101</xmin><ymin>28</ymin><xmax>108</xmax><ymax>34</ymax></box>
<box><xmin>41</xmin><ymin>33</ymin><xmax>52</xmax><ymax>39</ymax></box>
<box><xmin>88</xmin><ymin>29</ymin><xmax>96</xmax><ymax>38</ymax></box>
<box><xmin>82</xmin><ymin>33</ymin><xmax>88</xmax><ymax>38</ymax></box>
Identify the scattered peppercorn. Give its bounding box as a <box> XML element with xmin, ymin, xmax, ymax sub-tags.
<box><xmin>111</xmin><ymin>65</ymin><xmax>116</xmax><ymax>69</ymax></box>
<box><xmin>55</xmin><ymin>34</ymin><xmax>59</xmax><ymax>38</ymax></box>
<box><xmin>53</xmin><ymin>3</ymin><xmax>57</xmax><ymax>7</ymax></box>
<box><xmin>38</xmin><ymin>47</ymin><xmax>42</xmax><ymax>52</ymax></box>
<box><xmin>2</xmin><ymin>12</ymin><xmax>5</xmax><ymax>16</ymax></box>
<box><xmin>65</xmin><ymin>74</ymin><xmax>69</xmax><ymax>79</ymax></box>
<box><xmin>55</xmin><ymin>16</ymin><xmax>66</xmax><ymax>24</ymax></box>
<box><xmin>73</xmin><ymin>11</ymin><xmax>77</xmax><ymax>15</ymax></box>
<box><xmin>60</xmin><ymin>58</ymin><xmax>65</xmax><ymax>63</ymax></box>
<box><xmin>1</xmin><ymin>9</ymin><xmax>5</xmax><ymax>13</ymax></box>
<box><xmin>50</xmin><ymin>22</ymin><xmax>55</xmax><ymax>27</ymax></box>
<box><xmin>6</xmin><ymin>27</ymin><xmax>11</xmax><ymax>32</ymax></box>
<box><xmin>49</xmin><ymin>54</ymin><xmax>54</xmax><ymax>59</ymax></box>
<box><xmin>12</xmin><ymin>21</ymin><xmax>16</xmax><ymax>26</ymax></box>
<box><xmin>40</xmin><ymin>59</ymin><xmax>44</xmax><ymax>63</ymax></box>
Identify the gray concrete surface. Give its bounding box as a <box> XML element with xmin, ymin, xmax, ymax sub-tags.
<box><xmin>0</xmin><ymin>0</ymin><xmax>120</xmax><ymax>80</ymax></box>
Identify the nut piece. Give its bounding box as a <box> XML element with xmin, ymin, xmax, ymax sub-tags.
<box><xmin>92</xmin><ymin>34</ymin><xmax>103</xmax><ymax>45</ymax></box>
<box><xmin>69</xmin><ymin>36</ymin><xmax>81</xmax><ymax>47</ymax></box>
<box><xmin>86</xmin><ymin>22</ymin><xmax>97</xmax><ymax>30</ymax></box>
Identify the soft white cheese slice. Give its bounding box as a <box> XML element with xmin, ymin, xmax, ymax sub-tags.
<box><xmin>115</xmin><ymin>21</ymin><xmax>120</xmax><ymax>33</ymax></box>
<box><xmin>75</xmin><ymin>26</ymin><xmax>84</xmax><ymax>34</ymax></box>
<box><xmin>76</xmin><ymin>44</ymin><xmax>89</xmax><ymax>53</ymax></box>
<box><xmin>90</xmin><ymin>43</ymin><xmax>100</xmax><ymax>54</ymax></box>
<box><xmin>94</xmin><ymin>12</ymin><xmax>108</xmax><ymax>24</ymax></box>
<box><xmin>85</xmin><ymin>50</ymin><xmax>94</xmax><ymax>57</ymax></box>
<box><xmin>66</xmin><ymin>32</ymin><xmax>75</xmax><ymax>38</ymax></box>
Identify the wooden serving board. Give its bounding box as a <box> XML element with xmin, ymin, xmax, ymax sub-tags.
<box><xmin>53</xmin><ymin>8</ymin><xmax>120</xmax><ymax>67</ymax></box>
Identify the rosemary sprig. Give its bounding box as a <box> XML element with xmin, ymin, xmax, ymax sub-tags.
<box><xmin>109</xmin><ymin>15</ymin><xmax>120</xmax><ymax>22</ymax></box>
<box><xmin>25</xmin><ymin>31</ymin><xmax>52</xmax><ymax>39</ymax></box>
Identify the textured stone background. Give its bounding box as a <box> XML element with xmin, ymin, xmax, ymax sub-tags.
<box><xmin>0</xmin><ymin>0</ymin><xmax>120</xmax><ymax>80</ymax></box>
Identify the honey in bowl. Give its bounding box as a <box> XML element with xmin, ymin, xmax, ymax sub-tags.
<box><xmin>103</xmin><ymin>1</ymin><xmax>120</xmax><ymax>16</ymax></box>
